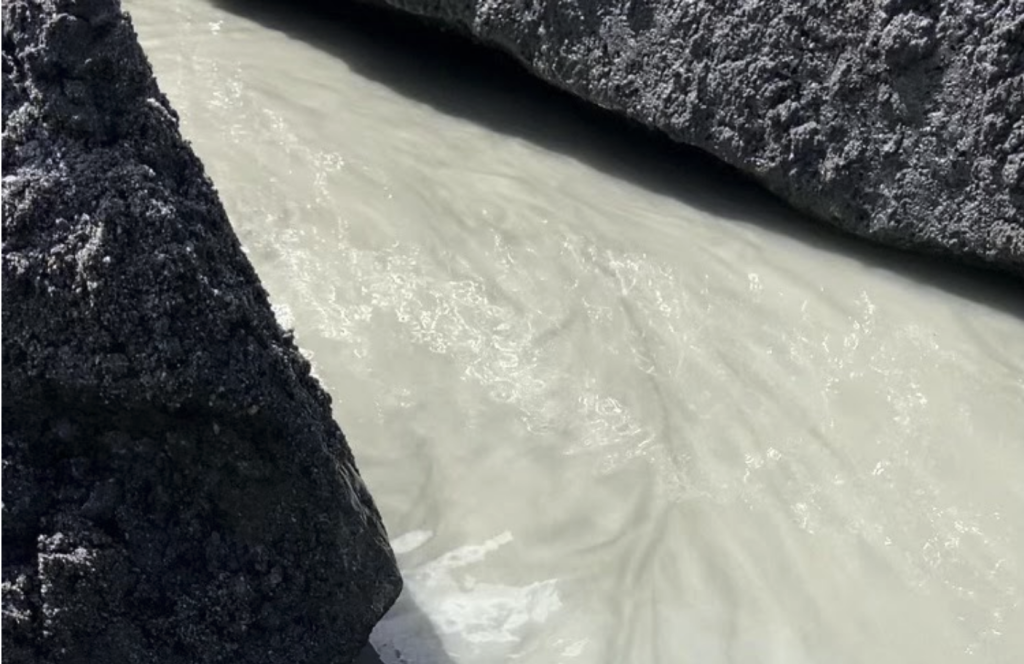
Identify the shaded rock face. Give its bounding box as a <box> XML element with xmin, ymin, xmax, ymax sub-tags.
<box><xmin>1</xmin><ymin>1</ymin><xmax>402</xmax><ymax>662</ymax></box>
<box><xmin>365</xmin><ymin>0</ymin><xmax>1023</xmax><ymax>275</ymax></box>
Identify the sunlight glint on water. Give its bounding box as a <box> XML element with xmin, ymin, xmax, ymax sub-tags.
<box><xmin>128</xmin><ymin>2</ymin><xmax>1024</xmax><ymax>662</ymax></box>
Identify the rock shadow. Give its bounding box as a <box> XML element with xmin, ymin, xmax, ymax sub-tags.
<box><xmin>355</xmin><ymin>588</ymin><xmax>457</xmax><ymax>664</ymax></box>
<box><xmin>209</xmin><ymin>0</ymin><xmax>1022</xmax><ymax>315</ymax></box>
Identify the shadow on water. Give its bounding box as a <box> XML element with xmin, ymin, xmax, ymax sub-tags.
<box><xmin>208</xmin><ymin>0</ymin><xmax>1023</xmax><ymax>316</ymax></box>
<box><xmin>354</xmin><ymin>588</ymin><xmax>456</xmax><ymax>664</ymax></box>
<box><xmin>212</xmin><ymin>0</ymin><xmax>1022</xmax><ymax>320</ymax></box>
<box><xmin>355</xmin><ymin>644</ymin><xmax>388</xmax><ymax>664</ymax></box>
<box><xmin>190</xmin><ymin>2</ymin><xmax>1022</xmax><ymax>660</ymax></box>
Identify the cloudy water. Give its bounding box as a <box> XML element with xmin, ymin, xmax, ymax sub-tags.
<box><xmin>127</xmin><ymin>2</ymin><xmax>1024</xmax><ymax>662</ymax></box>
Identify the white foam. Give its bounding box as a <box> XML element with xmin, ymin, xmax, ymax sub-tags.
<box><xmin>372</xmin><ymin>532</ymin><xmax>562</xmax><ymax>662</ymax></box>
<box><xmin>391</xmin><ymin>530</ymin><xmax>434</xmax><ymax>555</ymax></box>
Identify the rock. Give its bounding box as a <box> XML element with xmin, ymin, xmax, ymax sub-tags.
<box><xmin>360</xmin><ymin>0</ymin><xmax>1023</xmax><ymax>276</ymax></box>
<box><xmin>1</xmin><ymin>1</ymin><xmax>402</xmax><ymax>662</ymax></box>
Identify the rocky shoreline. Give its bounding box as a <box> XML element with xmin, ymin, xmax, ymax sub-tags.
<box><xmin>1</xmin><ymin>1</ymin><xmax>401</xmax><ymax>662</ymax></box>
<box><xmin>2</xmin><ymin>0</ymin><xmax>1020</xmax><ymax>661</ymax></box>
<box><xmin>362</xmin><ymin>0</ymin><xmax>1023</xmax><ymax>276</ymax></box>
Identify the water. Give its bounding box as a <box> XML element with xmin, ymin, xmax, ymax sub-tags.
<box><xmin>127</xmin><ymin>1</ymin><xmax>1024</xmax><ymax>662</ymax></box>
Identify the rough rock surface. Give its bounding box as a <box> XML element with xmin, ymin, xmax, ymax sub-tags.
<box><xmin>364</xmin><ymin>0</ymin><xmax>1023</xmax><ymax>275</ymax></box>
<box><xmin>1</xmin><ymin>1</ymin><xmax>402</xmax><ymax>662</ymax></box>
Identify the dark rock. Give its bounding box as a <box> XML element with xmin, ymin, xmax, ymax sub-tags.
<box><xmin>361</xmin><ymin>0</ymin><xmax>1023</xmax><ymax>275</ymax></box>
<box><xmin>1</xmin><ymin>1</ymin><xmax>402</xmax><ymax>662</ymax></box>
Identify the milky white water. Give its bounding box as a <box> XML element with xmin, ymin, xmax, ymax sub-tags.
<box><xmin>127</xmin><ymin>2</ymin><xmax>1024</xmax><ymax>662</ymax></box>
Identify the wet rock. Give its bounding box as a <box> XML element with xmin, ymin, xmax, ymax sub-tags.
<box><xmin>1</xmin><ymin>1</ymin><xmax>402</xmax><ymax>662</ymax></box>
<box><xmin>361</xmin><ymin>0</ymin><xmax>1023</xmax><ymax>275</ymax></box>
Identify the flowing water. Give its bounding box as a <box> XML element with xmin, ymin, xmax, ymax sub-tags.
<box><xmin>127</xmin><ymin>1</ymin><xmax>1024</xmax><ymax>662</ymax></box>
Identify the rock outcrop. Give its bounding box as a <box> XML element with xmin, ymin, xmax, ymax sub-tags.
<box><xmin>362</xmin><ymin>0</ymin><xmax>1023</xmax><ymax>276</ymax></box>
<box><xmin>1</xmin><ymin>1</ymin><xmax>402</xmax><ymax>662</ymax></box>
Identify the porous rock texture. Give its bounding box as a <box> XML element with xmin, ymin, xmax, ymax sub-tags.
<box><xmin>365</xmin><ymin>0</ymin><xmax>1023</xmax><ymax>275</ymax></box>
<box><xmin>1</xmin><ymin>1</ymin><xmax>402</xmax><ymax>662</ymax></box>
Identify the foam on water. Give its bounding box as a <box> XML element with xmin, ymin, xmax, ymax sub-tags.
<box><xmin>375</xmin><ymin>530</ymin><xmax>564</xmax><ymax>662</ymax></box>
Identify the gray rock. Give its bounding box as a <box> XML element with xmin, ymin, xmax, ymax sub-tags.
<box><xmin>1</xmin><ymin>1</ymin><xmax>402</xmax><ymax>662</ymax></box>
<box><xmin>363</xmin><ymin>0</ymin><xmax>1023</xmax><ymax>275</ymax></box>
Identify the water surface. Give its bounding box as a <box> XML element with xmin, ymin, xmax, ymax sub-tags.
<box><xmin>128</xmin><ymin>2</ymin><xmax>1024</xmax><ymax>662</ymax></box>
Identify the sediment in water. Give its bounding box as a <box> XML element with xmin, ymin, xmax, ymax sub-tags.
<box><xmin>1</xmin><ymin>1</ymin><xmax>402</xmax><ymax>662</ymax></box>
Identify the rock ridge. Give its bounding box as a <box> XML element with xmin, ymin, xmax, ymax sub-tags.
<box><xmin>365</xmin><ymin>0</ymin><xmax>1023</xmax><ymax>275</ymax></box>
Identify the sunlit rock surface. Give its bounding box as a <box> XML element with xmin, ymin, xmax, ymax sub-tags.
<box><xmin>362</xmin><ymin>0</ymin><xmax>1023</xmax><ymax>275</ymax></box>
